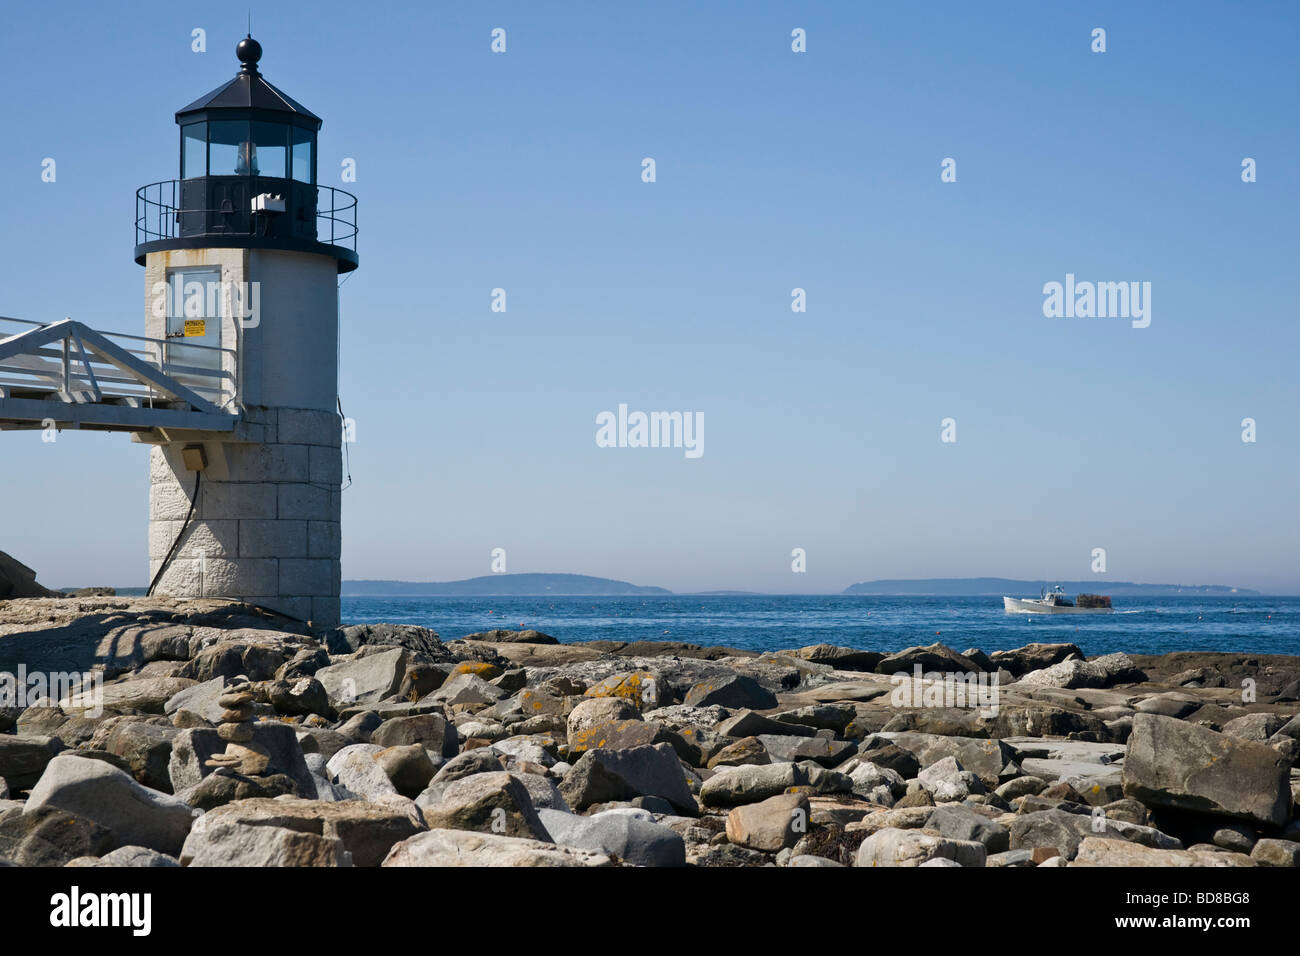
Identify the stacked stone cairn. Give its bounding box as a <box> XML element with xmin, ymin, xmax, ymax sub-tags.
<box><xmin>206</xmin><ymin>681</ymin><xmax>271</xmax><ymax>776</ymax></box>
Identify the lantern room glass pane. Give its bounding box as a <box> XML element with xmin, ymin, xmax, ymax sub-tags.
<box><xmin>251</xmin><ymin>121</ymin><xmax>288</xmax><ymax>179</ymax></box>
<box><xmin>291</xmin><ymin>127</ymin><xmax>313</xmax><ymax>183</ymax></box>
<box><xmin>208</xmin><ymin>120</ymin><xmax>251</xmax><ymax>175</ymax></box>
<box><xmin>181</xmin><ymin>123</ymin><xmax>206</xmax><ymax>178</ymax></box>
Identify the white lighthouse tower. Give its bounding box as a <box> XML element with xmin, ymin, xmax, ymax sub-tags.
<box><xmin>0</xmin><ymin>36</ymin><xmax>357</xmax><ymax>629</ymax></box>
<box><xmin>132</xmin><ymin>37</ymin><xmax>357</xmax><ymax>627</ymax></box>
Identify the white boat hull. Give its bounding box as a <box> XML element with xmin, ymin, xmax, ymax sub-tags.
<box><xmin>1003</xmin><ymin>596</ymin><xmax>1113</xmax><ymax>614</ymax></box>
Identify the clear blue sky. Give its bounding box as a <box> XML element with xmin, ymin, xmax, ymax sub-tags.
<box><xmin>1</xmin><ymin>1</ymin><xmax>1297</xmax><ymax>593</ymax></box>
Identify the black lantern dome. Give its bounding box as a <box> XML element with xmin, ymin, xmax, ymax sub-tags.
<box><xmin>134</xmin><ymin>37</ymin><xmax>357</xmax><ymax>272</ymax></box>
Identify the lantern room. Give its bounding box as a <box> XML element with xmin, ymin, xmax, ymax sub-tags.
<box><xmin>134</xmin><ymin>36</ymin><xmax>357</xmax><ymax>273</ymax></box>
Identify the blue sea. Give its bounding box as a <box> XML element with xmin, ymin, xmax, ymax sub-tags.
<box><xmin>340</xmin><ymin>595</ymin><xmax>1300</xmax><ymax>658</ymax></box>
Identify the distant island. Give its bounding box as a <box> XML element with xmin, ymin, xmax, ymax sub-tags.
<box><xmin>842</xmin><ymin>578</ymin><xmax>1258</xmax><ymax>596</ymax></box>
<box><xmin>341</xmin><ymin>573</ymin><xmax>671</xmax><ymax>597</ymax></box>
<box><xmin>59</xmin><ymin>575</ymin><xmax>1260</xmax><ymax>599</ymax></box>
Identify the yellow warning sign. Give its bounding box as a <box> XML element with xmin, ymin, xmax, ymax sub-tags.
<box><xmin>184</xmin><ymin>319</ymin><xmax>206</xmax><ymax>338</ymax></box>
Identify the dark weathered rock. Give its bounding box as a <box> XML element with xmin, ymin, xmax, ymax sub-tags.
<box><xmin>99</xmin><ymin>719</ymin><xmax>178</xmax><ymax>793</ymax></box>
<box><xmin>772</xmin><ymin>703</ymin><xmax>858</xmax><ymax>734</ymax></box>
<box><xmin>428</xmin><ymin>673</ymin><xmax>506</xmax><ymax>707</ymax></box>
<box><xmin>756</xmin><ymin>733</ymin><xmax>855</xmax><ymax>767</ymax></box>
<box><xmin>879</xmin><ymin>732</ymin><xmax>1016</xmax><ymax>787</ymax></box>
<box><xmin>461</xmin><ymin>629</ymin><xmax>559</xmax><ymax>645</ymax></box>
<box><xmin>560</xmin><ymin>743</ymin><xmax>696</xmax><ymax>814</ymax></box>
<box><xmin>989</xmin><ymin>643</ymin><xmax>1083</xmax><ymax>677</ymax></box>
<box><xmin>274</xmin><ymin>647</ymin><xmax>331</xmax><ymax>681</ymax></box>
<box><xmin>420</xmin><ymin>771</ymin><xmax>549</xmax><ymax>840</ymax></box>
<box><xmin>328</xmin><ymin>623</ymin><xmax>449</xmax><ymax>660</ymax></box>
<box><xmin>707</xmin><ymin>736</ymin><xmax>770</xmax><ymax>769</ymax></box>
<box><xmin>370</xmin><ymin>713</ymin><xmax>459</xmax><ymax>758</ymax></box>
<box><xmin>0</xmin><ymin>551</ymin><xmax>60</xmax><ymax>598</ymax></box>
<box><xmin>428</xmin><ymin>749</ymin><xmax>505</xmax><ymax>787</ymax></box>
<box><xmin>1009</xmin><ymin>808</ymin><xmax>1182</xmax><ymax>861</ymax></box>
<box><xmin>776</xmin><ymin>645</ymin><xmax>883</xmax><ymax>672</ymax></box>
<box><xmin>177</xmin><ymin>769</ymin><xmax>299</xmax><ymax>810</ymax></box>
<box><xmin>928</xmin><ymin>804</ymin><xmax>1010</xmax><ymax>852</ymax></box>
<box><xmin>856</xmin><ymin>740</ymin><xmax>921</xmax><ymax>779</ymax></box>
<box><xmin>180</xmin><ymin>636</ymin><xmax>299</xmax><ymax>683</ymax></box>
<box><xmin>715</xmin><ymin>709</ymin><xmax>816</xmax><ymax>739</ymax></box>
<box><xmin>0</xmin><ymin>806</ymin><xmax>113</xmax><ymax>866</ymax></box>
<box><xmin>683</xmin><ymin>674</ymin><xmax>776</xmax><ymax>710</ymax></box>
<box><xmin>0</xmin><ymin>734</ymin><xmax>66</xmax><ymax>791</ymax></box>
<box><xmin>699</xmin><ymin>760</ymin><xmax>852</xmax><ymax>807</ymax></box>
<box><xmin>266</xmin><ymin>677</ymin><xmax>332</xmax><ymax>718</ymax></box>
<box><xmin>1122</xmin><ymin>714</ymin><xmax>1293</xmax><ymax>826</ymax></box>
<box><xmin>877</xmin><ymin>642</ymin><xmax>982</xmax><ymax>675</ymax></box>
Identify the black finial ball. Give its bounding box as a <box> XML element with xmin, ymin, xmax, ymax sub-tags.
<box><xmin>236</xmin><ymin>36</ymin><xmax>262</xmax><ymax>71</ymax></box>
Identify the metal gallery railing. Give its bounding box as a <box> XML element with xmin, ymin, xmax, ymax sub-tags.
<box><xmin>135</xmin><ymin>180</ymin><xmax>358</xmax><ymax>251</ymax></box>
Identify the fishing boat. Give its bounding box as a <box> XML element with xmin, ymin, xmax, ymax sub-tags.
<box><xmin>1003</xmin><ymin>585</ymin><xmax>1114</xmax><ymax>614</ymax></box>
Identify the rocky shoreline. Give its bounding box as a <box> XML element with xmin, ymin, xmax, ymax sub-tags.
<box><xmin>1</xmin><ymin>596</ymin><xmax>1297</xmax><ymax>868</ymax></box>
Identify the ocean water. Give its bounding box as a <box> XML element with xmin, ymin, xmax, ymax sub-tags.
<box><xmin>340</xmin><ymin>595</ymin><xmax>1300</xmax><ymax>658</ymax></box>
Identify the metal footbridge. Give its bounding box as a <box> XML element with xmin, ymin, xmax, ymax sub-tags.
<box><xmin>0</xmin><ymin>316</ymin><xmax>238</xmax><ymax>435</ymax></box>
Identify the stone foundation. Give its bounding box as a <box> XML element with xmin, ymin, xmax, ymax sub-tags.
<box><xmin>148</xmin><ymin>406</ymin><xmax>342</xmax><ymax>627</ymax></box>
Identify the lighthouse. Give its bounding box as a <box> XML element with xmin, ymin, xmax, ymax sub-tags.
<box><xmin>135</xmin><ymin>36</ymin><xmax>357</xmax><ymax>627</ymax></box>
<box><xmin>0</xmin><ymin>36</ymin><xmax>357</xmax><ymax>628</ymax></box>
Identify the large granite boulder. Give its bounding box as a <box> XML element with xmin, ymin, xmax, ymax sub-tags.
<box><xmin>538</xmin><ymin>807</ymin><xmax>686</xmax><ymax>866</ymax></box>
<box><xmin>24</xmin><ymin>754</ymin><xmax>197</xmax><ymax>855</ymax></box>
<box><xmin>1122</xmin><ymin>714</ymin><xmax>1293</xmax><ymax>826</ymax></box>
<box><xmin>182</xmin><ymin>821</ymin><xmax>350</xmax><ymax>866</ymax></box>
<box><xmin>315</xmin><ymin>647</ymin><xmax>409</xmax><ymax>707</ymax></box>
<box><xmin>419</xmin><ymin>771</ymin><xmax>550</xmax><ymax>840</ymax></box>
<box><xmin>185</xmin><ymin>797</ymin><xmax>424</xmax><ymax>867</ymax></box>
<box><xmin>559</xmin><ymin>743</ymin><xmax>696</xmax><ymax>814</ymax></box>
<box><xmin>383</xmin><ymin>828</ymin><xmax>612</xmax><ymax>867</ymax></box>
